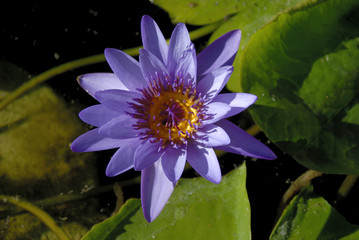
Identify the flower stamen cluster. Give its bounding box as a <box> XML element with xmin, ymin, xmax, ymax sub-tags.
<box><xmin>129</xmin><ymin>75</ymin><xmax>205</xmax><ymax>148</ymax></box>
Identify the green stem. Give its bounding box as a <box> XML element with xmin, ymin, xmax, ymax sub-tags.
<box><xmin>336</xmin><ymin>175</ymin><xmax>358</xmax><ymax>201</ymax></box>
<box><xmin>1</xmin><ymin>176</ymin><xmax>141</xmax><ymax>218</ymax></box>
<box><xmin>246</xmin><ymin>124</ymin><xmax>262</xmax><ymax>137</ymax></box>
<box><xmin>274</xmin><ymin>169</ymin><xmax>323</xmax><ymax>224</ymax></box>
<box><xmin>0</xmin><ymin>21</ymin><xmax>221</xmax><ymax>111</ymax></box>
<box><xmin>0</xmin><ymin>194</ymin><xmax>71</xmax><ymax>240</ymax></box>
<box><xmin>188</xmin><ymin>21</ymin><xmax>221</xmax><ymax>41</ymax></box>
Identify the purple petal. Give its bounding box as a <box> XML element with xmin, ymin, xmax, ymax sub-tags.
<box><xmin>174</xmin><ymin>43</ymin><xmax>197</xmax><ymax>87</ymax></box>
<box><xmin>105</xmin><ymin>48</ymin><xmax>146</xmax><ymax>91</ymax></box>
<box><xmin>139</xmin><ymin>48</ymin><xmax>169</xmax><ymax>85</ymax></box>
<box><xmin>195</xmin><ymin>124</ymin><xmax>230</xmax><ymax>147</ymax></box>
<box><xmin>106</xmin><ymin>138</ymin><xmax>140</xmax><ymax>177</ymax></box>
<box><xmin>98</xmin><ymin>114</ymin><xmax>138</xmax><ymax>139</ymax></box>
<box><xmin>202</xmin><ymin>102</ymin><xmax>231</xmax><ymax>125</ymax></box>
<box><xmin>197</xmin><ymin>30</ymin><xmax>241</xmax><ymax>77</ymax></box>
<box><xmin>94</xmin><ymin>89</ymin><xmax>140</xmax><ymax>113</ymax></box>
<box><xmin>79</xmin><ymin>104</ymin><xmax>120</xmax><ymax>127</ymax></box>
<box><xmin>134</xmin><ymin>140</ymin><xmax>164</xmax><ymax>171</ymax></box>
<box><xmin>215</xmin><ymin>119</ymin><xmax>277</xmax><ymax>160</ymax></box>
<box><xmin>71</xmin><ymin>128</ymin><xmax>127</xmax><ymax>152</ymax></box>
<box><xmin>167</xmin><ymin>23</ymin><xmax>191</xmax><ymax>77</ymax></box>
<box><xmin>161</xmin><ymin>146</ymin><xmax>187</xmax><ymax>182</ymax></box>
<box><xmin>141</xmin><ymin>160</ymin><xmax>176</xmax><ymax>222</ymax></box>
<box><xmin>212</xmin><ymin>93</ymin><xmax>257</xmax><ymax>119</ymax></box>
<box><xmin>141</xmin><ymin>15</ymin><xmax>168</xmax><ymax>65</ymax></box>
<box><xmin>187</xmin><ymin>143</ymin><xmax>221</xmax><ymax>184</ymax></box>
<box><xmin>77</xmin><ymin>73</ymin><xmax>128</xmax><ymax>98</ymax></box>
<box><xmin>196</xmin><ymin>66</ymin><xmax>233</xmax><ymax>102</ymax></box>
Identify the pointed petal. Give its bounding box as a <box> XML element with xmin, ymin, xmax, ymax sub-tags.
<box><xmin>215</xmin><ymin>119</ymin><xmax>277</xmax><ymax>160</ymax></box>
<box><xmin>167</xmin><ymin>23</ymin><xmax>191</xmax><ymax>77</ymax></box>
<box><xmin>79</xmin><ymin>104</ymin><xmax>119</xmax><ymax>127</ymax></box>
<box><xmin>105</xmin><ymin>48</ymin><xmax>146</xmax><ymax>91</ymax></box>
<box><xmin>94</xmin><ymin>89</ymin><xmax>140</xmax><ymax>113</ymax></box>
<box><xmin>77</xmin><ymin>73</ymin><xmax>128</xmax><ymax>99</ymax></box>
<box><xmin>71</xmin><ymin>128</ymin><xmax>127</xmax><ymax>152</ymax></box>
<box><xmin>212</xmin><ymin>93</ymin><xmax>257</xmax><ymax>119</ymax></box>
<box><xmin>141</xmin><ymin>15</ymin><xmax>168</xmax><ymax>65</ymax></box>
<box><xmin>161</xmin><ymin>146</ymin><xmax>187</xmax><ymax>182</ymax></box>
<box><xmin>139</xmin><ymin>48</ymin><xmax>169</xmax><ymax>85</ymax></box>
<box><xmin>106</xmin><ymin>138</ymin><xmax>140</xmax><ymax>177</ymax></box>
<box><xmin>141</xmin><ymin>160</ymin><xmax>176</xmax><ymax>222</ymax></box>
<box><xmin>187</xmin><ymin>143</ymin><xmax>221</xmax><ymax>184</ymax></box>
<box><xmin>174</xmin><ymin>43</ymin><xmax>197</xmax><ymax>86</ymax></box>
<box><xmin>98</xmin><ymin>114</ymin><xmax>138</xmax><ymax>139</ymax></box>
<box><xmin>134</xmin><ymin>140</ymin><xmax>164</xmax><ymax>171</ymax></box>
<box><xmin>196</xmin><ymin>66</ymin><xmax>233</xmax><ymax>102</ymax></box>
<box><xmin>197</xmin><ymin>30</ymin><xmax>241</xmax><ymax>77</ymax></box>
<box><xmin>202</xmin><ymin>102</ymin><xmax>231</xmax><ymax>125</ymax></box>
<box><xmin>195</xmin><ymin>124</ymin><xmax>230</xmax><ymax>147</ymax></box>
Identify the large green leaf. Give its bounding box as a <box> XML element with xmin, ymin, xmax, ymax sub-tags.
<box><xmin>152</xmin><ymin>0</ymin><xmax>243</xmax><ymax>25</ymax></box>
<box><xmin>270</xmin><ymin>185</ymin><xmax>359</xmax><ymax>239</ymax></box>
<box><xmin>81</xmin><ymin>164</ymin><xmax>250</xmax><ymax>240</ymax></box>
<box><xmin>208</xmin><ymin>0</ymin><xmax>305</xmax><ymax>92</ymax></box>
<box><xmin>240</xmin><ymin>0</ymin><xmax>359</xmax><ymax>174</ymax></box>
<box><xmin>152</xmin><ymin>0</ymin><xmax>307</xmax><ymax>90</ymax></box>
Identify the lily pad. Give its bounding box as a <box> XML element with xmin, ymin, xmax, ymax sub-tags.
<box><xmin>81</xmin><ymin>163</ymin><xmax>250</xmax><ymax>240</ymax></box>
<box><xmin>270</xmin><ymin>185</ymin><xmax>359</xmax><ymax>239</ymax></box>
<box><xmin>152</xmin><ymin>0</ymin><xmax>243</xmax><ymax>25</ymax></box>
<box><xmin>239</xmin><ymin>0</ymin><xmax>359</xmax><ymax>174</ymax></box>
<box><xmin>208</xmin><ymin>0</ymin><xmax>305</xmax><ymax>92</ymax></box>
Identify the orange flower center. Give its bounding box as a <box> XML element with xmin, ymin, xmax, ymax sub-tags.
<box><xmin>130</xmin><ymin>78</ymin><xmax>204</xmax><ymax>147</ymax></box>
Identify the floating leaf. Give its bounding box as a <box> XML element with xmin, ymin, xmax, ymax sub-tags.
<box><xmin>152</xmin><ymin>0</ymin><xmax>243</xmax><ymax>25</ymax></box>
<box><xmin>82</xmin><ymin>163</ymin><xmax>250</xmax><ymax>240</ymax></box>
<box><xmin>342</xmin><ymin>103</ymin><xmax>359</xmax><ymax>125</ymax></box>
<box><xmin>208</xmin><ymin>0</ymin><xmax>305</xmax><ymax>92</ymax></box>
<box><xmin>152</xmin><ymin>0</ymin><xmax>307</xmax><ymax>90</ymax></box>
<box><xmin>270</xmin><ymin>185</ymin><xmax>359</xmax><ymax>239</ymax></box>
<box><xmin>240</xmin><ymin>0</ymin><xmax>359</xmax><ymax>174</ymax></box>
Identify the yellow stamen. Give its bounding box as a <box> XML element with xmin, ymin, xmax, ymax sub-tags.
<box><xmin>149</xmin><ymin>90</ymin><xmax>200</xmax><ymax>145</ymax></box>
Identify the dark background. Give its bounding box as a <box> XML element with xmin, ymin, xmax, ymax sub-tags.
<box><xmin>1</xmin><ymin>1</ymin><xmax>357</xmax><ymax>239</ymax></box>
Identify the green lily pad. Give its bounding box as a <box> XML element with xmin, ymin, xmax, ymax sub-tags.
<box><xmin>239</xmin><ymin>0</ymin><xmax>359</xmax><ymax>174</ymax></box>
<box><xmin>81</xmin><ymin>163</ymin><xmax>250</xmax><ymax>240</ymax></box>
<box><xmin>152</xmin><ymin>0</ymin><xmax>243</xmax><ymax>25</ymax></box>
<box><xmin>342</xmin><ymin>104</ymin><xmax>359</xmax><ymax>125</ymax></box>
<box><xmin>270</xmin><ymin>185</ymin><xmax>359</xmax><ymax>239</ymax></box>
<box><xmin>208</xmin><ymin>0</ymin><xmax>305</xmax><ymax>92</ymax></box>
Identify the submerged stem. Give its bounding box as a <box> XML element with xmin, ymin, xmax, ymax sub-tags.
<box><xmin>0</xmin><ymin>21</ymin><xmax>221</xmax><ymax>111</ymax></box>
<box><xmin>246</xmin><ymin>124</ymin><xmax>261</xmax><ymax>136</ymax></box>
<box><xmin>274</xmin><ymin>169</ymin><xmax>323</xmax><ymax>224</ymax></box>
<box><xmin>336</xmin><ymin>174</ymin><xmax>358</xmax><ymax>201</ymax></box>
<box><xmin>0</xmin><ymin>195</ymin><xmax>71</xmax><ymax>240</ymax></box>
<box><xmin>0</xmin><ymin>176</ymin><xmax>141</xmax><ymax>219</ymax></box>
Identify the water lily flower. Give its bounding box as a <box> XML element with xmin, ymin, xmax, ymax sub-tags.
<box><xmin>71</xmin><ymin>15</ymin><xmax>276</xmax><ymax>222</ymax></box>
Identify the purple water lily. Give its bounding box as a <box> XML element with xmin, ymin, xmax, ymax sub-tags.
<box><xmin>71</xmin><ymin>15</ymin><xmax>276</xmax><ymax>222</ymax></box>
